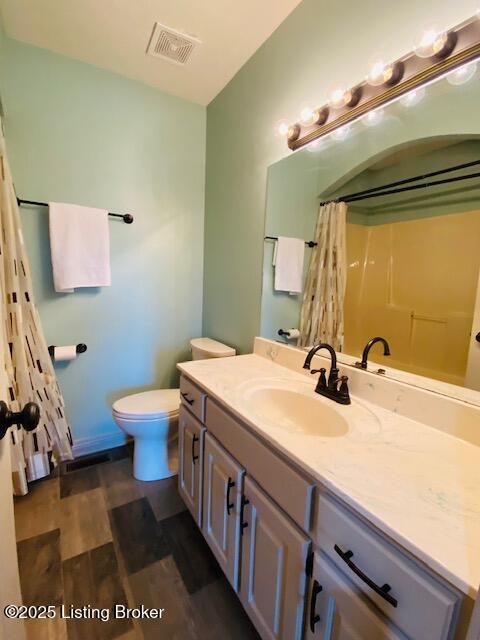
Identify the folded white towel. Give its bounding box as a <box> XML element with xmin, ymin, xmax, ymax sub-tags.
<box><xmin>49</xmin><ymin>202</ymin><xmax>111</xmax><ymax>293</ymax></box>
<box><xmin>274</xmin><ymin>236</ymin><xmax>305</xmax><ymax>294</ymax></box>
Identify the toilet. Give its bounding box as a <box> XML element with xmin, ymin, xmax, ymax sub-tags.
<box><xmin>112</xmin><ymin>337</ymin><xmax>235</xmax><ymax>481</ymax></box>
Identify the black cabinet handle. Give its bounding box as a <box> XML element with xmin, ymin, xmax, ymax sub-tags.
<box><xmin>334</xmin><ymin>544</ymin><xmax>398</xmax><ymax>608</ymax></box>
<box><xmin>476</xmin><ymin>332</ymin><xmax>480</xmax><ymax>343</ymax></box>
<box><xmin>240</xmin><ymin>495</ymin><xmax>250</xmax><ymax>534</ymax></box>
<box><xmin>191</xmin><ymin>434</ymin><xmax>199</xmax><ymax>463</ymax></box>
<box><xmin>0</xmin><ymin>401</ymin><xmax>40</xmax><ymax>440</ymax></box>
<box><xmin>226</xmin><ymin>478</ymin><xmax>235</xmax><ymax>515</ymax></box>
<box><xmin>309</xmin><ymin>580</ymin><xmax>322</xmax><ymax>632</ymax></box>
<box><xmin>181</xmin><ymin>391</ymin><xmax>194</xmax><ymax>405</ymax></box>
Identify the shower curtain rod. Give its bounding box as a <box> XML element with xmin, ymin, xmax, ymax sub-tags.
<box><xmin>16</xmin><ymin>198</ymin><xmax>134</xmax><ymax>224</ymax></box>
<box><xmin>319</xmin><ymin>158</ymin><xmax>480</xmax><ymax>206</ymax></box>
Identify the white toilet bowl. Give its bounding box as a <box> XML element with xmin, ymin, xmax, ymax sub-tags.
<box><xmin>112</xmin><ymin>389</ymin><xmax>180</xmax><ymax>481</ymax></box>
<box><xmin>112</xmin><ymin>338</ymin><xmax>235</xmax><ymax>481</ymax></box>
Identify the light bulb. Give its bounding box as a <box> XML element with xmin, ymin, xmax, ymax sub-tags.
<box><xmin>362</xmin><ymin>108</ymin><xmax>384</xmax><ymax>126</ymax></box>
<box><xmin>367</xmin><ymin>61</ymin><xmax>392</xmax><ymax>86</ymax></box>
<box><xmin>447</xmin><ymin>61</ymin><xmax>477</xmax><ymax>85</ymax></box>
<box><xmin>328</xmin><ymin>86</ymin><xmax>362</xmax><ymax>109</ymax></box>
<box><xmin>328</xmin><ymin>87</ymin><xmax>348</xmax><ymax>109</ymax></box>
<box><xmin>307</xmin><ymin>138</ymin><xmax>325</xmax><ymax>152</ymax></box>
<box><xmin>332</xmin><ymin>125</ymin><xmax>351</xmax><ymax>141</ymax></box>
<box><xmin>300</xmin><ymin>106</ymin><xmax>316</xmax><ymax>126</ymax></box>
<box><xmin>275</xmin><ymin>120</ymin><xmax>289</xmax><ymax>137</ymax></box>
<box><xmin>414</xmin><ymin>27</ymin><xmax>452</xmax><ymax>58</ymax></box>
<box><xmin>400</xmin><ymin>87</ymin><xmax>426</xmax><ymax>107</ymax></box>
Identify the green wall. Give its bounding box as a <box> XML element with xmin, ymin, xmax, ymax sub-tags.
<box><xmin>0</xmin><ymin>36</ymin><xmax>206</xmax><ymax>451</ymax></box>
<box><xmin>204</xmin><ymin>0</ymin><xmax>479</xmax><ymax>354</ymax></box>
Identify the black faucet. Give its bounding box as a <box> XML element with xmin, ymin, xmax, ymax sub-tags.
<box><xmin>357</xmin><ymin>337</ymin><xmax>391</xmax><ymax>370</ymax></box>
<box><xmin>303</xmin><ymin>343</ymin><xmax>350</xmax><ymax>405</ymax></box>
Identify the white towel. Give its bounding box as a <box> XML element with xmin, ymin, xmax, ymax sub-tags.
<box><xmin>49</xmin><ymin>202</ymin><xmax>111</xmax><ymax>293</ymax></box>
<box><xmin>274</xmin><ymin>236</ymin><xmax>305</xmax><ymax>294</ymax></box>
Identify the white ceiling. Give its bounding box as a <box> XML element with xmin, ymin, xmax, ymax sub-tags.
<box><xmin>0</xmin><ymin>0</ymin><xmax>302</xmax><ymax>105</ymax></box>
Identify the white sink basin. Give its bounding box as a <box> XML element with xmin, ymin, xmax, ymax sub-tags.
<box><xmin>246</xmin><ymin>386</ymin><xmax>349</xmax><ymax>436</ymax></box>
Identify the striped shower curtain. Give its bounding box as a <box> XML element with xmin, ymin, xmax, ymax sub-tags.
<box><xmin>299</xmin><ymin>201</ymin><xmax>347</xmax><ymax>350</ymax></box>
<box><xmin>0</xmin><ymin>125</ymin><xmax>72</xmax><ymax>495</ymax></box>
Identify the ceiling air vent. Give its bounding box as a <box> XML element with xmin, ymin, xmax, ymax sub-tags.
<box><xmin>146</xmin><ymin>23</ymin><xmax>200</xmax><ymax>65</ymax></box>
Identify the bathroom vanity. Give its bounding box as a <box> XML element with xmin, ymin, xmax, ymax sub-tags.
<box><xmin>177</xmin><ymin>339</ymin><xmax>480</xmax><ymax>640</ymax></box>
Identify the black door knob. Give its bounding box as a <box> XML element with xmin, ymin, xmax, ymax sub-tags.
<box><xmin>476</xmin><ymin>332</ymin><xmax>480</xmax><ymax>343</ymax></box>
<box><xmin>0</xmin><ymin>401</ymin><xmax>40</xmax><ymax>440</ymax></box>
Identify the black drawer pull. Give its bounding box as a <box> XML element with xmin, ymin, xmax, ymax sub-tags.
<box><xmin>191</xmin><ymin>434</ymin><xmax>199</xmax><ymax>463</ymax></box>
<box><xmin>334</xmin><ymin>544</ymin><xmax>398</xmax><ymax>608</ymax></box>
<box><xmin>181</xmin><ymin>391</ymin><xmax>195</xmax><ymax>405</ymax></box>
<box><xmin>226</xmin><ymin>478</ymin><xmax>235</xmax><ymax>515</ymax></box>
<box><xmin>309</xmin><ymin>579</ymin><xmax>322</xmax><ymax>632</ymax></box>
<box><xmin>240</xmin><ymin>496</ymin><xmax>250</xmax><ymax>534</ymax></box>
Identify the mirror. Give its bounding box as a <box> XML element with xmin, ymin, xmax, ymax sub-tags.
<box><xmin>261</xmin><ymin>71</ymin><xmax>480</xmax><ymax>402</ymax></box>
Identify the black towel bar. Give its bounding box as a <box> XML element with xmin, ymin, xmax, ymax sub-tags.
<box><xmin>17</xmin><ymin>198</ymin><xmax>134</xmax><ymax>224</ymax></box>
<box><xmin>264</xmin><ymin>236</ymin><xmax>317</xmax><ymax>247</ymax></box>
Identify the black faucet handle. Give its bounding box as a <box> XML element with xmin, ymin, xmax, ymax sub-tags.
<box><xmin>333</xmin><ymin>375</ymin><xmax>350</xmax><ymax>403</ymax></box>
<box><xmin>310</xmin><ymin>367</ymin><xmax>326</xmax><ymax>375</ymax></box>
<box><xmin>311</xmin><ymin>367</ymin><xmax>327</xmax><ymax>389</ymax></box>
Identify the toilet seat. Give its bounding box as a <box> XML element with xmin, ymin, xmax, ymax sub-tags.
<box><xmin>112</xmin><ymin>389</ymin><xmax>180</xmax><ymax>421</ymax></box>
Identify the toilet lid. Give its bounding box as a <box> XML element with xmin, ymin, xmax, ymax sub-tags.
<box><xmin>112</xmin><ymin>389</ymin><xmax>180</xmax><ymax>420</ymax></box>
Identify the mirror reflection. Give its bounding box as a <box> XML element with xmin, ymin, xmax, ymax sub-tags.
<box><xmin>261</xmin><ymin>75</ymin><xmax>480</xmax><ymax>395</ymax></box>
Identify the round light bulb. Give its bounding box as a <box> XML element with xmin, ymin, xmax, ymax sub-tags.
<box><xmin>447</xmin><ymin>61</ymin><xmax>477</xmax><ymax>85</ymax></box>
<box><xmin>332</xmin><ymin>124</ymin><xmax>351</xmax><ymax>141</ymax></box>
<box><xmin>328</xmin><ymin>87</ymin><xmax>347</xmax><ymax>109</ymax></box>
<box><xmin>367</xmin><ymin>61</ymin><xmax>394</xmax><ymax>86</ymax></box>
<box><xmin>414</xmin><ymin>28</ymin><xmax>448</xmax><ymax>58</ymax></box>
<box><xmin>362</xmin><ymin>108</ymin><xmax>384</xmax><ymax>127</ymax></box>
<box><xmin>300</xmin><ymin>106</ymin><xmax>316</xmax><ymax>126</ymax></box>
<box><xmin>307</xmin><ymin>138</ymin><xmax>326</xmax><ymax>152</ymax></box>
<box><xmin>400</xmin><ymin>87</ymin><xmax>426</xmax><ymax>107</ymax></box>
<box><xmin>276</xmin><ymin>120</ymin><xmax>289</xmax><ymax>137</ymax></box>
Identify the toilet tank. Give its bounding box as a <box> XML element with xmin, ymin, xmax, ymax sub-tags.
<box><xmin>190</xmin><ymin>337</ymin><xmax>236</xmax><ymax>360</ymax></box>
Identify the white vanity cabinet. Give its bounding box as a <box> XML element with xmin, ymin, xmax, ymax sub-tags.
<box><xmin>202</xmin><ymin>432</ymin><xmax>244</xmax><ymax>591</ymax></box>
<box><xmin>177</xmin><ymin>373</ymin><xmax>467</xmax><ymax>640</ymax></box>
<box><xmin>239</xmin><ymin>476</ymin><xmax>311</xmax><ymax>640</ymax></box>
<box><xmin>178</xmin><ymin>404</ymin><xmax>205</xmax><ymax>525</ymax></box>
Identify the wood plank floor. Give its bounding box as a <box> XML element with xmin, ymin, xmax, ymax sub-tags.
<box><xmin>14</xmin><ymin>446</ymin><xmax>260</xmax><ymax>640</ymax></box>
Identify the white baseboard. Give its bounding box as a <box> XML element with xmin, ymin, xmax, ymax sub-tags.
<box><xmin>72</xmin><ymin>431</ymin><xmax>128</xmax><ymax>458</ymax></box>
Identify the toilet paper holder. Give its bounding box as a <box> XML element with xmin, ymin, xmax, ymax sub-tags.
<box><xmin>48</xmin><ymin>343</ymin><xmax>87</xmax><ymax>358</ymax></box>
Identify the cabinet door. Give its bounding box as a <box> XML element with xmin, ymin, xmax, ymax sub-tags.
<box><xmin>178</xmin><ymin>406</ymin><xmax>205</xmax><ymax>526</ymax></box>
<box><xmin>202</xmin><ymin>433</ymin><xmax>244</xmax><ymax>591</ymax></box>
<box><xmin>305</xmin><ymin>551</ymin><xmax>406</xmax><ymax>640</ymax></box>
<box><xmin>239</xmin><ymin>476</ymin><xmax>310</xmax><ymax>640</ymax></box>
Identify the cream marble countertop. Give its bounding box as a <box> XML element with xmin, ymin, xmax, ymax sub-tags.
<box><xmin>178</xmin><ymin>353</ymin><xmax>480</xmax><ymax>598</ymax></box>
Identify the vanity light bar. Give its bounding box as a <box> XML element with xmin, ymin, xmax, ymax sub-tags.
<box><xmin>287</xmin><ymin>15</ymin><xmax>480</xmax><ymax>151</ymax></box>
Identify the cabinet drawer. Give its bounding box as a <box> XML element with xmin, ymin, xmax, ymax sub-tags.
<box><xmin>180</xmin><ymin>375</ymin><xmax>206</xmax><ymax>422</ymax></box>
<box><xmin>313</xmin><ymin>492</ymin><xmax>459</xmax><ymax>640</ymax></box>
<box><xmin>306</xmin><ymin>551</ymin><xmax>407</xmax><ymax>639</ymax></box>
<box><xmin>205</xmin><ymin>397</ymin><xmax>314</xmax><ymax>532</ymax></box>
